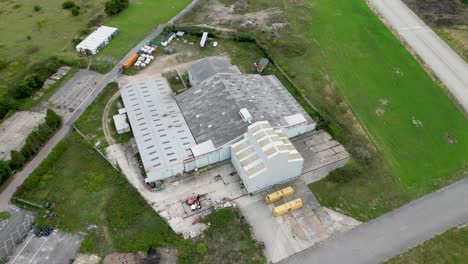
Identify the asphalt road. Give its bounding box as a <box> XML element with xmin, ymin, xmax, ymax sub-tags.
<box><xmin>0</xmin><ymin>0</ymin><xmax>201</xmax><ymax>211</ymax></box>
<box><xmin>281</xmin><ymin>177</ymin><xmax>468</xmax><ymax>264</ymax></box>
<box><xmin>369</xmin><ymin>0</ymin><xmax>468</xmax><ymax>112</ymax></box>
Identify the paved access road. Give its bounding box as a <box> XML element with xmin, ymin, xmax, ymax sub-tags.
<box><xmin>369</xmin><ymin>0</ymin><xmax>468</xmax><ymax>112</ymax></box>
<box><xmin>281</xmin><ymin>178</ymin><xmax>468</xmax><ymax>264</ymax></box>
<box><xmin>0</xmin><ymin>0</ymin><xmax>201</xmax><ymax>211</ymax></box>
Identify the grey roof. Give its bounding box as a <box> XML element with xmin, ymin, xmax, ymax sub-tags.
<box><xmin>121</xmin><ymin>78</ymin><xmax>196</xmax><ymax>177</ymax></box>
<box><xmin>177</xmin><ymin>69</ymin><xmax>309</xmax><ymax>147</ymax></box>
<box><xmin>188</xmin><ymin>57</ymin><xmax>241</xmax><ymax>86</ymax></box>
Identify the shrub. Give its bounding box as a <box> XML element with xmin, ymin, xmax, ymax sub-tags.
<box><xmin>9</xmin><ymin>151</ymin><xmax>26</xmax><ymax>170</ymax></box>
<box><xmin>0</xmin><ymin>60</ymin><xmax>6</xmax><ymax>70</ymax></box>
<box><xmin>26</xmin><ymin>35</ymin><xmax>32</xmax><ymax>40</ymax></box>
<box><xmin>196</xmin><ymin>243</ymin><xmax>207</xmax><ymax>255</ymax></box>
<box><xmin>104</xmin><ymin>0</ymin><xmax>129</xmax><ymax>15</ymax></box>
<box><xmin>62</xmin><ymin>1</ymin><xmax>76</xmax><ymax>9</ymax></box>
<box><xmin>33</xmin><ymin>5</ymin><xmax>41</xmax><ymax>12</ymax></box>
<box><xmin>71</xmin><ymin>6</ymin><xmax>80</xmax><ymax>16</ymax></box>
<box><xmin>87</xmin><ymin>15</ymin><xmax>104</xmax><ymax>28</ymax></box>
<box><xmin>0</xmin><ymin>161</ymin><xmax>12</xmax><ymax>184</ymax></box>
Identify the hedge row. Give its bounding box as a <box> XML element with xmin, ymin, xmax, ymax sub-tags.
<box><xmin>1</xmin><ymin>109</ymin><xmax>62</xmax><ymax>187</ymax></box>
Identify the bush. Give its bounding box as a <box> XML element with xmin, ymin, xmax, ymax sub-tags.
<box><xmin>0</xmin><ymin>161</ymin><xmax>12</xmax><ymax>184</ymax></box>
<box><xmin>71</xmin><ymin>6</ymin><xmax>80</xmax><ymax>16</ymax></box>
<box><xmin>0</xmin><ymin>60</ymin><xmax>6</xmax><ymax>70</ymax></box>
<box><xmin>62</xmin><ymin>1</ymin><xmax>76</xmax><ymax>9</ymax></box>
<box><xmin>9</xmin><ymin>151</ymin><xmax>26</xmax><ymax>170</ymax></box>
<box><xmin>196</xmin><ymin>243</ymin><xmax>207</xmax><ymax>255</ymax></box>
<box><xmin>33</xmin><ymin>5</ymin><xmax>41</xmax><ymax>12</ymax></box>
<box><xmin>104</xmin><ymin>0</ymin><xmax>129</xmax><ymax>15</ymax></box>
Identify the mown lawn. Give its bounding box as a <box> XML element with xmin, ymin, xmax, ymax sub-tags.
<box><xmin>386</xmin><ymin>226</ymin><xmax>468</xmax><ymax>264</ymax></box>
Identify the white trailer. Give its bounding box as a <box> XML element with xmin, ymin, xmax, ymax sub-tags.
<box><xmin>200</xmin><ymin>32</ymin><xmax>208</xmax><ymax>48</ymax></box>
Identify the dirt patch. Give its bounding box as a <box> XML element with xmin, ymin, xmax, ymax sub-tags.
<box><xmin>402</xmin><ymin>0</ymin><xmax>468</xmax><ymax>26</ymax></box>
<box><xmin>445</xmin><ymin>132</ymin><xmax>458</xmax><ymax>144</ymax></box>
<box><xmin>103</xmin><ymin>252</ymin><xmax>145</xmax><ymax>264</ymax></box>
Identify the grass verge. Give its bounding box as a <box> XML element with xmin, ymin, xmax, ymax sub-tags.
<box><xmin>386</xmin><ymin>226</ymin><xmax>468</xmax><ymax>264</ymax></box>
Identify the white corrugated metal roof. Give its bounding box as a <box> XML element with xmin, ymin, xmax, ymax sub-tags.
<box><xmin>121</xmin><ymin>78</ymin><xmax>196</xmax><ymax>176</ymax></box>
<box><xmin>190</xmin><ymin>140</ymin><xmax>216</xmax><ymax>157</ymax></box>
<box><xmin>113</xmin><ymin>114</ymin><xmax>129</xmax><ymax>131</ymax></box>
<box><xmin>76</xmin><ymin>26</ymin><xmax>118</xmax><ymax>53</ymax></box>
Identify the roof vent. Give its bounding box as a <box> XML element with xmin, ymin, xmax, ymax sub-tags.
<box><xmin>239</xmin><ymin>108</ymin><xmax>253</xmax><ymax>123</ymax></box>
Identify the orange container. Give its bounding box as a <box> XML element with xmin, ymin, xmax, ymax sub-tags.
<box><xmin>122</xmin><ymin>53</ymin><xmax>139</xmax><ymax>69</ymax></box>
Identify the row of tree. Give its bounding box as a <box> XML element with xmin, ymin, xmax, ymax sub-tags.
<box><xmin>0</xmin><ymin>109</ymin><xmax>62</xmax><ymax>185</ymax></box>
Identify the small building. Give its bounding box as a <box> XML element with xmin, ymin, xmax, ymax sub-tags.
<box><xmin>161</xmin><ymin>32</ymin><xmax>176</xmax><ymax>47</ymax></box>
<box><xmin>231</xmin><ymin>121</ymin><xmax>304</xmax><ymax>193</ymax></box>
<box><xmin>176</xmin><ymin>31</ymin><xmax>185</xmax><ymax>38</ymax></box>
<box><xmin>257</xmin><ymin>58</ymin><xmax>269</xmax><ymax>73</ymax></box>
<box><xmin>75</xmin><ymin>26</ymin><xmax>119</xmax><ymax>55</ymax></box>
<box><xmin>113</xmin><ymin>114</ymin><xmax>130</xmax><ymax>134</ymax></box>
<box><xmin>200</xmin><ymin>32</ymin><xmax>208</xmax><ymax>48</ymax></box>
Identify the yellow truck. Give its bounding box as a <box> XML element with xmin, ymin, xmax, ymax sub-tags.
<box><xmin>265</xmin><ymin>186</ymin><xmax>294</xmax><ymax>204</ymax></box>
<box><xmin>272</xmin><ymin>198</ymin><xmax>304</xmax><ymax>217</ymax></box>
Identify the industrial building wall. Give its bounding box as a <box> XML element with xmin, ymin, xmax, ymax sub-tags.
<box><xmin>282</xmin><ymin>123</ymin><xmax>316</xmax><ymax>138</ymax></box>
<box><xmin>145</xmin><ymin>163</ymin><xmax>185</xmax><ymax>183</ymax></box>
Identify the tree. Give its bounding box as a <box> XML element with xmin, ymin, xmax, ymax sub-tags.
<box><xmin>62</xmin><ymin>1</ymin><xmax>76</xmax><ymax>9</ymax></box>
<box><xmin>104</xmin><ymin>0</ymin><xmax>129</xmax><ymax>15</ymax></box>
<box><xmin>0</xmin><ymin>161</ymin><xmax>12</xmax><ymax>183</ymax></box>
<box><xmin>45</xmin><ymin>109</ymin><xmax>62</xmax><ymax>129</ymax></box>
<box><xmin>71</xmin><ymin>6</ymin><xmax>80</xmax><ymax>16</ymax></box>
<box><xmin>9</xmin><ymin>151</ymin><xmax>26</xmax><ymax>170</ymax></box>
<box><xmin>13</xmin><ymin>84</ymin><xmax>34</xmax><ymax>99</ymax></box>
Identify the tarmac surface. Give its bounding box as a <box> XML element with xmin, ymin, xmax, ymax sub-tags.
<box><xmin>281</xmin><ymin>177</ymin><xmax>468</xmax><ymax>264</ymax></box>
<box><xmin>369</xmin><ymin>0</ymin><xmax>468</xmax><ymax>112</ymax></box>
<box><xmin>8</xmin><ymin>231</ymin><xmax>82</xmax><ymax>264</ymax></box>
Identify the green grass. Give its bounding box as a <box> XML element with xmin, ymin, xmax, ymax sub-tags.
<box><xmin>95</xmin><ymin>0</ymin><xmax>191</xmax><ymax>62</ymax></box>
<box><xmin>386</xmin><ymin>226</ymin><xmax>468</xmax><ymax>264</ymax></box>
<box><xmin>0</xmin><ymin>0</ymin><xmax>105</xmax><ymax>94</ymax></box>
<box><xmin>304</xmin><ymin>0</ymin><xmax>468</xmax><ymax>219</ymax></box>
<box><xmin>13</xmin><ymin>133</ymin><xmax>180</xmax><ymax>255</ymax></box>
<box><xmin>162</xmin><ymin>70</ymin><xmax>186</xmax><ymax>94</ymax></box>
<box><xmin>74</xmin><ymin>82</ymin><xmax>119</xmax><ymax>151</ymax></box>
<box><xmin>0</xmin><ymin>211</ymin><xmax>11</xmax><ymax>220</ymax></box>
<box><xmin>179</xmin><ymin>209</ymin><xmax>265</xmax><ymax>264</ymax></box>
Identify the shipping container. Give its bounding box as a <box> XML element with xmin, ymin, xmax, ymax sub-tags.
<box><xmin>122</xmin><ymin>53</ymin><xmax>139</xmax><ymax>69</ymax></box>
<box><xmin>272</xmin><ymin>198</ymin><xmax>303</xmax><ymax>217</ymax></box>
<box><xmin>265</xmin><ymin>186</ymin><xmax>295</xmax><ymax>204</ymax></box>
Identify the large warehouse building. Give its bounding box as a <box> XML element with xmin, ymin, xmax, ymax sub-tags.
<box><xmin>121</xmin><ymin>58</ymin><xmax>316</xmax><ymax>193</ymax></box>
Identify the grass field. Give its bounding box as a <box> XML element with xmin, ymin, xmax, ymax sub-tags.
<box><xmin>304</xmin><ymin>0</ymin><xmax>468</xmax><ymax>219</ymax></box>
<box><xmin>386</xmin><ymin>226</ymin><xmax>468</xmax><ymax>264</ymax></box>
<box><xmin>95</xmin><ymin>0</ymin><xmax>191</xmax><ymax>62</ymax></box>
<box><xmin>177</xmin><ymin>0</ymin><xmax>468</xmax><ymax>220</ymax></box>
<box><xmin>0</xmin><ymin>0</ymin><xmax>190</xmax><ymax>95</ymax></box>
<box><xmin>74</xmin><ymin>82</ymin><xmax>119</xmax><ymax>151</ymax></box>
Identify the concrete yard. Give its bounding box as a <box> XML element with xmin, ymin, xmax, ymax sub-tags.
<box><xmin>8</xmin><ymin>231</ymin><xmax>82</xmax><ymax>264</ymax></box>
<box><xmin>106</xmin><ymin>130</ymin><xmax>356</xmax><ymax>263</ymax></box>
<box><xmin>0</xmin><ymin>207</ymin><xmax>35</xmax><ymax>260</ymax></box>
<box><xmin>46</xmin><ymin>70</ymin><xmax>103</xmax><ymax>119</ymax></box>
<box><xmin>0</xmin><ymin>111</ymin><xmax>46</xmax><ymax>161</ymax></box>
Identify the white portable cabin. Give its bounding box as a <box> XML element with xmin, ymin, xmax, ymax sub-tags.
<box><xmin>113</xmin><ymin>114</ymin><xmax>130</xmax><ymax>134</ymax></box>
<box><xmin>75</xmin><ymin>26</ymin><xmax>119</xmax><ymax>55</ymax></box>
<box><xmin>161</xmin><ymin>32</ymin><xmax>176</xmax><ymax>47</ymax></box>
<box><xmin>200</xmin><ymin>32</ymin><xmax>208</xmax><ymax>48</ymax></box>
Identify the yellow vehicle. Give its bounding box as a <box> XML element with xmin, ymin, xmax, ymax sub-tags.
<box><xmin>272</xmin><ymin>198</ymin><xmax>304</xmax><ymax>217</ymax></box>
<box><xmin>265</xmin><ymin>186</ymin><xmax>294</xmax><ymax>204</ymax></box>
